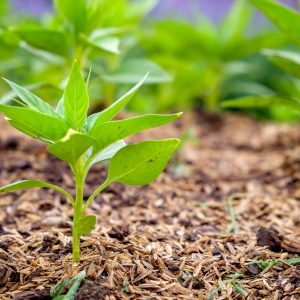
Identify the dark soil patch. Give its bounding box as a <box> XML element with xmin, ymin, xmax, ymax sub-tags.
<box><xmin>0</xmin><ymin>113</ymin><xmax>299</xmax><ymax>299</ymax></box>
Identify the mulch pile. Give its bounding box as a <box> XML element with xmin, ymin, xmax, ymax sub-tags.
<box><xmin>0</xmin><ymin>112</ymin><xmax>299</xmax><ymax>299</ymax></box>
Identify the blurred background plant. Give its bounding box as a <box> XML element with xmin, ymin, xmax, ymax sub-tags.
<box><xmin>1</xmin><ymin>0</ymin><xmax>300</xmax><ymax>121</ymax></box>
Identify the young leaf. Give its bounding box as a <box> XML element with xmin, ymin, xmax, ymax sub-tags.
<box><xmin>249</xmin><ymin>0</ymin><xmax>300</xmax><ymax>46</ymax></box>
<box><xmin>14</xmin><ymin>28</ymin><xmax>68</xmax><ymax>57</ymax></box>
<box><xmin>85</xmin><ymin>73</ymin><xmax>148</xmax><ymax>130</ymax></box>
<box><xmin>63</xmin><ymin>61</ymin><xmax>89</xmax><ymax>131</ymax></box>
<box><xmin>0</xmin><ymin>104</ymin><xmax>68</xmax><ymax>142</ymax></box>
<box><xmin>48</xmin><ymin>129</ymin><xmax>95</xmax><ymax>165</ymax></box>
<box><xmin>263</xmin><ymin>49</ymin><xmax>300</xmax><ymax>79</ymax></box>
<box><xmin>2</xmin><ymin>79</ymin><xmax>57</xmax><ymax>116</ymax></box>
<box><xmin>76</xmin><ymin>215</ymin><xmax>96</xmax><ymax>235</ymax></box>
<box><xmin>88</xmin><ymin>140</ymin><xmax>126</xmax><ymax>167</ymax></box>
<box><xmin>0</xmin><ymin>180</ymin><xmax>74</xmax><ymax>206</ymax></box>
<box><xmin>105</xmin><ymin>139</ymin><xmax>181</xmax><ymax>185</ymax></box>
<box><xmin>88</xmin><ymin>113</ymin><xmax>182</xmax><ymax>152</ymax></box>
<box><xmin>55</xmin><ymin>0</ymin><xmax>87</xmax><ymax>33</ymax></box>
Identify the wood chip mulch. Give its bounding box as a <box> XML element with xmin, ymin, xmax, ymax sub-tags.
<box><xmin>0</xmin><ymin>112</ymin><xmax>299</xmax><ymax>300</ymax></box>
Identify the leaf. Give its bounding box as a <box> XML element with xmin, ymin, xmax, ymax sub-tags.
<box><xmin>77</xmin><ymin>215</ymin><xmax>96</xmax><ymax>235</ymax></box>
<box><xmin>2</xmin><ymin>79</ymin><xmax>56</xmax><ymax>116</ymax></box>
<box><xmin>219</xmin><ymin>0</ymin><xmax>252</xmax><ymax>46</ymax></box>
<box><xmin>249</xmin><ymin>0</ymin><xmax>300</xmax><ymax>46</ymax></box>
<box><xmin>88</xmin><ymin>140</ymin><xmax>126</xmax><ymax>167</ymax></box>
<box><xmin>0</xmin><ymin>180</ymin><xmax>74</xmax><ymax>205</ymax></box>
<box><xmin>63</xmin><ymin>61</ymin><xmax>89</xmax><ymax>131</ymax></box>
<box><xmin>88</xmin><ymin>113</ymin><xmax>182</xmax><ymax>152</ymax></box>
<box><xmin>0</xmin><ymin>104</ymin><xmax>68</xmax><ymax>142</ymax></box>
<box><xmin>103</xmin><ymin>59</ymin><xmax>171</xmax><ymax>84</ymax></box>
<box><xmin>222</xmin><ymin>95</ymin><xmax>300</xmax><ymax>109</ymax></box>
<box><xmin>15</xmin><ymin>28</ymin><xmax>68</xmax><ymax>56</ymax></box>
<box><xmin>83</xmin><ymin>29</ymin><xmax>121</xmax><ymax>54</ymax></box>
<box><xmin>48</xmin><ymin>129</ymin><xmax>95</xmax><ymax>165</ymax></box>
<box><xmin>55</xmin><ymin>0</ymin><xmax>87</xmax><ymax>33</ymax></box>
<box><xmin>263</xmin><ymin>49</ymin><xmax>300</xmax><ymax>79</ymax></box>
<box><xmin>0</xmin><ymin>82</ymin><xmax>47</xmax><ymax>105</ymax></box>
<box><xmin>85</xmin><ymin>74</ymin><xmax>148</xmax><ymax>130</ymax></box>
<box><xmin>106</xmin><ymin>139</ymin><xmax>181</xmax><ymax>185</ymax></box>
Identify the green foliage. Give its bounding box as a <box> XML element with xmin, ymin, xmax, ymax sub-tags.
<box><xmin>137</xmin><ymin>0</ymin><xmax>287</xmax><ymax>112</ymax></box>
<box><xmin>222</xmin><ymin>0</ymin><xmax>300</xmax><ymax>120</ymax></box>
<box><xmin>0</xmin><ymin>62</ymin><xmax>181</xmax><ymax>262</ymax></box>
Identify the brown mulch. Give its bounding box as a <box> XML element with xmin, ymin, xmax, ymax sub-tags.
<box><xmin>0</xmin><ymin>112</ymin><xmax>300</xmax><ymax>299</ymax></box>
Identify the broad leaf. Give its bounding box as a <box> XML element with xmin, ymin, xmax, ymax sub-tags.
<box><xmin>77</xmin><ymin>215</ymin><xmax>96</xmax><ymax>235</ymax></box>
<box><xmin>88</xmin><ymin>140</ymin><xmax>126</xmax><ymax>167</ymax></box>
<box><xmin>222</xmin><ymin>95</ymin><xmax>300</xmax><ymax>109</ymax></box>
<box><xmin>249</xmin><ymin>0</ymin><xmax>300</xmax><ymax>46</ymax></box>
<box><xmin>63</xmin><ymin>61</ymin><xmax>89</xmax><ymax>131</ymax></box>
<box><xmin>0</xmin><ymin>180</ymin><xmax>74</xmax><ymax>204</ymax></box>
<box><xmin>2</xmin><ymin>79</ymin><xmax>56</xmax><ymax>116</ymax></box>
<box><xmin>103</xmin><ymin>59</ymin><xmax>171</xmax><ymax>84</ymax></box>
<box><xmin>15</xmin><ymin>28</ymin><xmax>68</xmax><ymax>56</ymax></box>
<box><xmin>106</xmin><ymin>139</ymin><xmax>181</xmax><ymax>185</ymax></box>
<box><xmin>48</xmin><ymin>129</ymin><xmax>95</xmax><ymax>165</ymax></box>
<box><xmin>263</xmin><ymin>49</ymin><xmax>300</xmax><ymax>79</ymax></box>
<box><xmin>0</xmin><ymin>104</ymin><xmax>68</xmax><ymax>142</ymax></box>
<box><xmin>85</xmin><ymin>74</ymin><xmax>148</xmax><ymax>130</ymax></box>
<box><xmin>55</xmin><ymin>0</ymin><xmax>87</xmax><ymax>33</ymax></box>
<box><xmin>88</xmin><ymin>113</ymin><xmax>182</xmax><ymax>152</ymax></box>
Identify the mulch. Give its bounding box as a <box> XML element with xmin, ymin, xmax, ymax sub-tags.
<box><xmin>0</xmin><ymin>112</ymin><xmax>299</xmax><ymax>299</ymax></box>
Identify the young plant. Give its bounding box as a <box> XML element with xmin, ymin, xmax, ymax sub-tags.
<box><xmin>0</xmin><ymin>61</ymin><xmax>181</xmax><ymax>263</ymax></box>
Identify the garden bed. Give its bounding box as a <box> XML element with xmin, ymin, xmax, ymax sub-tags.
<box><xmin>0</xmin><ymin>113</ymin><xmax>299</xmax><ymax>299</ymax></box>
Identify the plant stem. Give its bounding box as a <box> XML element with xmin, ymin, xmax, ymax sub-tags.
<box><xmin>72</xmin><ymin>160</ymin><xmax>85</xmax><ymax>263</ymax></box>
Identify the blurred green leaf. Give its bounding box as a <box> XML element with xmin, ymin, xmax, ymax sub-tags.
<box><xmin>249</xmin><ymin>0</ymin><xmax>300</xmax><ymax>46</ymax></box>
<box><xmin>103</xmin><ymin>59</ymin><xmax>171</xmax><ymax>84</ymax></box>
<box><xmin>263</xmin><ymin>49</ymin><xmax>300</xmax><ymax>79</ymax></box>
<box><xmin>77</xmin><ymin>215</ymin><xmax>96</xmax><ymax>235</ymax></box>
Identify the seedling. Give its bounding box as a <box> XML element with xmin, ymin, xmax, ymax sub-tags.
<box><xmin>50</xmin><ymin>271</ymin><xmax>86</xmax><ymax>300</ymax></box>
<box><xmin>0</xmin><ymin>61</ymin><xmax>181</xmax><ymax>262</ymax></box>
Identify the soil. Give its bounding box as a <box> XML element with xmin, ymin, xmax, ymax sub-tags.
<box><xmin>0</xmin><ymin>112</ymin><xmax>300</xmax><ymax>299</ymax></box>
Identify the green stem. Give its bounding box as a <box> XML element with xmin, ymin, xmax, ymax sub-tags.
<box><xmin>72</xmin><ymin>160</ymin><xmax>85</xmax><ymax>263</ymax></box>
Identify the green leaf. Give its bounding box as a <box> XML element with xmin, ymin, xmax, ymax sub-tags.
<box><xmin>103</xmin><ymin>59</ymin><xmax>171</xmax><ymax>84</ymax></box>
<box><xmin>2</xmin><ymin>79</ymin><xmax>56</xmax><ymax>116</ymax></box>
<box><xmin>83</xmin><ymin>29</ymin><xmax>122</xmax><ymax>54</ymax></box>
<box><xmin>263</xmin><ymin>49</ymin><xmax>300</xmax><ymax>79</ymax></box>
<box><xmin>48</xmin><ymin>129</ymin><xmax>95</xmax><ymax>165</ymax></box>
<box><xmin>15</xmin><ymin>28</ymin><xmax>68</xmax><ymax>56</ymax></box>
<box><xmin>0</xmin><ymin>104</ymin><xmax>68</xmax><ymax>142</ymax></box>
<box><xmin>0</xmin><ymin>180</ymin><xmax>74</xmax><ymax>206</ymax></box>
<box><xmin>88</xmin><ymin>113</ymin><xmax>182</xmax><ymax>152</ymax></box>
<box><xmin>55</xmin><ymin>0</ymin><xmax>87</xmax><ymax>33</ymax></box>
<box><xmin>77</xmin><ymin>215</ymin><xmax>96</xmax><ymax>235</ymax></box>
<box><xmin>63</xmin><ymin>61</ymin><xmax>89</xmax><ymax>131</ymax></box>
<box><xmin>85</xmin><ymin>74</ymin><xmax>148</xmax><ymax>130</ymax></box>
<box><xmin>219</xmin><ymin>0</ymin><xmax>252</xmax><ymax>46</ymax></box>
<box><xmin>249</xmin><ymin>0</ymin><xmax>300</xmax><ymax>46</ymax></box>
<box><xmin>88</xmin><ymin>140</ymin><xmax>126</xmax><ymax>167</ymax></box>
<box><xmin>222</xmin><ymin>95</ymin><xmax>300</xmax><ymax>109</ymax></box>
<box><xmin>106</xmin><ymin>139</ymin><xmax>181</xmax><ymax>185</ymax></box>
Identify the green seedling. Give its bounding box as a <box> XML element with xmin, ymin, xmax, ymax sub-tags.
<box><xmin>50</xmin><ymin>271</ymin><xmax>86</xmax><ymax>300</ymax></box>
<box><xmin>247</xmin><ymin>256</ymin><xmax>300</xmax><ymax>271</ymax></box>
<box><xmin>0</xmin><ymin>61</ymin><xmax>181</xmax><ymax>263</ymax></box>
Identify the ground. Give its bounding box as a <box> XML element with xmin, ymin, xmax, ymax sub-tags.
<box><xmin>0</xmin><ymin>112</ymin><xmax>299</xmax><ymax>300</ymax></box>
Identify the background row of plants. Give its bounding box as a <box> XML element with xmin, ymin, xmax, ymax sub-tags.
<box><xmin>1</xmin><ymin>0</ymin><xmax>300</xmax><ymax>119</ymax></box>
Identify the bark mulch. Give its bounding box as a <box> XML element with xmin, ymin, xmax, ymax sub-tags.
<box><xmin>0</xmin><ymin>113</ymin><xmax>299</xmax><ymax>300</ymax></box>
